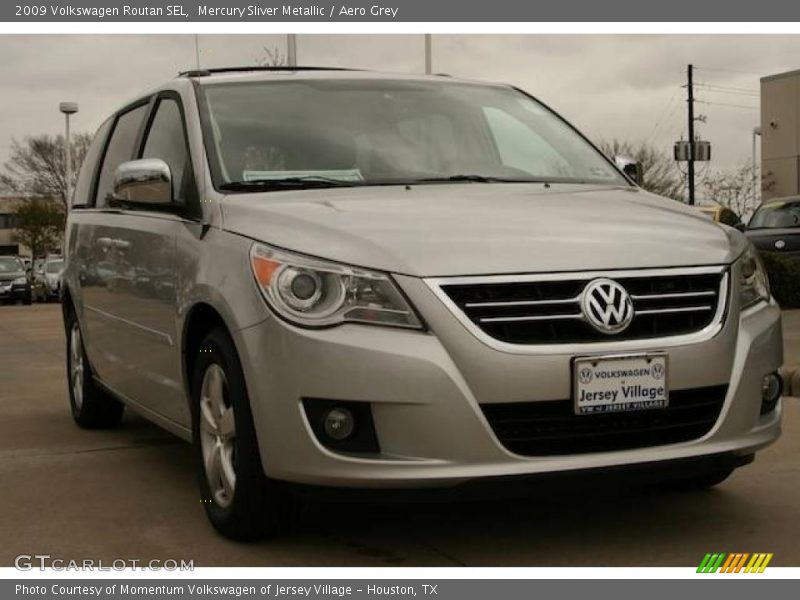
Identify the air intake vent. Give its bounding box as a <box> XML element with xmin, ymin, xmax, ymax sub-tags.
<box><xmin>481</xmin><ymin>385</ymin><xmax>728</xmax><ymax>456</ymax></box>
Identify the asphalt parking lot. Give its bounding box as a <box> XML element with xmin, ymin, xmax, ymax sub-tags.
<box><xmin>1</xmin><ymin>304</ymin><xmax>798</xmax><ymax>567</ymax></box>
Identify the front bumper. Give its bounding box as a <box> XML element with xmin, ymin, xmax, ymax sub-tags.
<box><xmin>235</xmin><ymin>278</ymin><xmax>783</xmax><ymax>488</ymax></box>
<box><xmin>0</xmin><ymin>283</ymin><xmax>30</xmax><ymax>302</ymax></box>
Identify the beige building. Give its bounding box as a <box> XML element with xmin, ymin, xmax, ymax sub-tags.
<box><xmin>761</xmin><ymin>69</ymin><xmax>800</xmax><ymax>200</ymax></box>
<box><xmin>0</xmin><ymin>197</ymin><xmax>22</xmax><ymax>256</ymax></box>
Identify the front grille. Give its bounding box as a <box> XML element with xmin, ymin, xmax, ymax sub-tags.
<box><xmin>482</xmin><ymin>385</ymin><xmax>727</xmax><ymax>456</ymax></box>
<box><xmin>438</xmin><ymin>268</ymin><xmax>727</xmax><ymax>345</ymax></box>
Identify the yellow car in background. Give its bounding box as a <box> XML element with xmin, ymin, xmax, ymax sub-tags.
<box><xmin>697</xmin><ymin>204</ymin><xmax>745</xmax><ymax>230</ymax></box>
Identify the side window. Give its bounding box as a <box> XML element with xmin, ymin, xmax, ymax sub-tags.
<box><xmin>72</xmin><ymin>117</ymin><xmax>113</xmax><ymax>208</ymax></box>
<box><xmin>141</xmin><ymin>98</ymin><xmax>194</xmax><ymax>202</ymax></box>
<box><xmin>95</xmin><ymin>103</ymin><xmax>149</xmax><ymax>208</ymax></box>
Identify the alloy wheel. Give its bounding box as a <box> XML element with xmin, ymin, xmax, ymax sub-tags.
<box><xmin>199</xmin><ymin>363</ymin><xmax>237</xmax><ymax>508</ymax></box>
<box><xmin>69</xmin><ymin>322</ymin><xmax>84</xmax><ymax>411</ymax></box>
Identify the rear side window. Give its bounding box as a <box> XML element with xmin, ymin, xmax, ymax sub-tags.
<box><xmin>72</xmin><ymin>117</ymin><xmax>112</xmax><ymax>208</ymax></box>
<box><xmin>140</xmin><ymin>97</ymin><xmax>194</xmax><ymax>202</ymax></box>
<box><xmin>95</xmin><ymin>103</ymin><xmax>149</xmax><ymax>208</ymax></box>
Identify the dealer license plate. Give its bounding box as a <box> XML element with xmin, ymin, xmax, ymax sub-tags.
<box><xmin>573</xmin><ymin>354</ymin><xmax>668</xmax><ymax>415</ymax></box>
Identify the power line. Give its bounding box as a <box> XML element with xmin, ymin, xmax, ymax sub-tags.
<box><xmin>646</xmin><ymin>88</ymin><xmax>681</xmax><ymax>145</ymax></box>
<box><xmin>695</xmin><ymin>66</ymin><xmax>763</xmax><ymax>77</ymax></box>
<box><xmin>694</xmin><ymin>83</ymin><xmax>759</xmax><ymax>97</ymax></box>
<box><xmin>696</xmin><ymin>99</ymin><xmax>759</xmax><ymax>110</ymax></box>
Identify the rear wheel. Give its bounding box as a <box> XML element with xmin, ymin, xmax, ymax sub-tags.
<box><xmin>191</xmin><ymin>327</ymin><xmax>298</xmax><ymax>540</ymax></box>
<box><xmin>66</xmin><ymin>311</ymin><xmax>124</xmax><ymax>428</ymax></box>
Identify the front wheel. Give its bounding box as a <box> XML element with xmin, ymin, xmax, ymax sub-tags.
<box><xmin>191</xmin><ymin>327</ymin><xmax>298</xmax><ymax>540</ymax></box>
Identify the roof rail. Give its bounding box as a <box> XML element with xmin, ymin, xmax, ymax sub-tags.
<box><xmin>178</xmin><ymin>66</ymin><xmax>363</xmax><ymax>78</ymax></box>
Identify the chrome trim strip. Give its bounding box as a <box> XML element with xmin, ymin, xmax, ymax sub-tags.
<box><xmin>465</xmin><ymin>297</ymin><xmax>579</xmax><ymax>308</ymax></box>
<box><xmin>424</xmin><ymin>266</ymin><xmax>729</xmax><ymax>355</ymax></box>
<box><xmin>84</xmin><ymin>305</ymin><xmax>174</xmax><ymax>347</ymax></box>
<box><xmin>636</xmin><ymin>306</ymin><xmax>713</xmax><ymax>316</ymax></box>
<box><xmin>479</xmin><ymin>313</ymin><xmax>584</xmax><ymax>323</ymax></box>
<box><xmin>631</xmin><ymin>290</ymin><xmax>716</xmax><ymax>301</ymax></box>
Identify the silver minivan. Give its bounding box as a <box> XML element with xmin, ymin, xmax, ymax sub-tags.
<box><xmin>64</xmin><ymin>68</ymin><xmax>783</xmax><ymax>540</ymax></box>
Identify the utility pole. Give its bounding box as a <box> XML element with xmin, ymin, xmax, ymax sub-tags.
<box><xmin>687</xmin><ymin>64</ymin><xmax>695</xmax><ymax>205</ymax></box>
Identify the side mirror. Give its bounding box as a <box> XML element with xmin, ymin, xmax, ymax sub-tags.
<box><xmin>112</xmin><ymin>159</ymin><xmax>173</xmax><ymax>207</ymax></box>
<box><xmin>734</xmin><ymin>222</ymin><xmax>747</xmax><ymax>232</ymax></box>
<box><xmin>614</xmin><ymin>155</ymin><xmax>643</xmax><ymax>186</ymax></box>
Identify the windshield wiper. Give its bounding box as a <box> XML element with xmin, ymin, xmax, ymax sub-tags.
<box><xmin>412</xmin><ymin>174</ymin><xmax>551</xmax><ymax>184</ymax></box>
<box><xmin>219</xmin><ymin>176</ymin><xmax>361</xmax><ymax>192</ymax></box>
<box><xmin>414</xmin><ymin>174</ymin><xmax>505</xmax><ymax>183</ymax></box>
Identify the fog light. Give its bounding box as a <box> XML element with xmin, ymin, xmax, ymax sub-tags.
<box><xmin>761</xmin><ymin>372</ymin><xmax>782</xmax><ymax>415</ymax></box>
<box><xmin>323</xmin><ymin>408</ymin><xmax>355</xmax><ymax>440</ymax></box>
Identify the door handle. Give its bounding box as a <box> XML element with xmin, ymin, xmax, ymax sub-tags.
<box><xmin>97</xmin><ymin>237</ymin><xmax>114</xmax><ymax>248</ymax></box>
<box><xmin>112</xmin><ymin>239</ymin><xmax>131</xmax><ymax>251</ymax></box>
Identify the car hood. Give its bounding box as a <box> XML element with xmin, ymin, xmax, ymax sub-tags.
<box><xmin>220</xmin><ymin>183</ymin><xmax>743</xmax><ymax>277</ymax></box>
<box><xmin>0</xmin><ymin>270</ymin><xmax>25</xmax><ymax>283</ymax></box>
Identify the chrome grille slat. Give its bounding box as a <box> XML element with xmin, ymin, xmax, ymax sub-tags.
<box><xmin>479</xmin><ymin>313</ymin><xmax>584</xmax><ymax>323</ymax></box>
<box><xmin>635</xmin><ymin>306</ymin><xmax>712</xmax><ymax>316</ymax></box>
<box><xmin>465</xmin><ymin>297</ymin><xmax>579</xmax><ymax>308</ymax></box>
<box><xmin>630</xmin><ymin>290</ymin><xmax>716</xmax><ymax>300</ymax></box>
<box><xmin>430</xmin><ymin>267</ymin><xmax>728</xmax><ymax>347</ymax></box>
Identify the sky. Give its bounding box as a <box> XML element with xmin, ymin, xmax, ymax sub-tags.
<box><xmin>0</xmin><ymin>34</ymin><xmax>798</xmax><ymax>178</ymax></box>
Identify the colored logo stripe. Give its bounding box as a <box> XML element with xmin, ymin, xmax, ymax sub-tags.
<box><xmin>698</xmin><ymin>553</ymin><xmax>772</xmax><ymax>573</ymax></box>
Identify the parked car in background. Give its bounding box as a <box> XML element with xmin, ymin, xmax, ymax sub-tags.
<box><xmin>697</xmin><ymin>203</ymin><xmax>744</xmax><ymax>230</ymax></box>
<box><xmin>0</xmin><ymin>255</ymin><xmax>32</xmax><ymax>305</ymax></box>
<box><xmin>33</xmin><ymin>256</ymin><xmax>64</xmax><ymax>302</ymax></box>
<box><xmin>746</xmin><ymin>197</ymin><xmax>800</xmax><ymax>261</ymax></box>
<box><xmin>63</xmin><ymin>68</ymin><xmax>784</xmax><ymax>541</ymax></box>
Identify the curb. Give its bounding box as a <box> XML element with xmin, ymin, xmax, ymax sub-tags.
<box><xmin>779</xmin><ymin>365</ymin><xmax>799</xmax><ymax>398</ymax></box>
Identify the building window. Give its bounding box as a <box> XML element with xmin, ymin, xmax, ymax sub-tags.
<box><xmin>0</xmin><ymin>213</ymin><xmax>18</xmax><ymax>230</ymax></box>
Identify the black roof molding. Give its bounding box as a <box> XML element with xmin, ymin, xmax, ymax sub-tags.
<box><xmin>178</xmin><ymin>66</ymin><xmax>363</xmax><ymax>78</ymax></box>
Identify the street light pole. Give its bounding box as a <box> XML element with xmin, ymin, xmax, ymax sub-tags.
<box><xmin>59</xmin><ymin>102</ymin><xmax>78</xmax><ymax>207</ymax></box>
<box><xmin>424</xmin><ymin>34</ymin><xmax>432</xmax><ymax>74</ymax></box>
<box><xmin>287</xmin><ymin>34</ymin><xmax>297</xmax><ymax>67</ymax></box>
<box><xmin>752</xmin><ymin>126</ymin><xmax>762</xmax><ymax>204</ymax></box>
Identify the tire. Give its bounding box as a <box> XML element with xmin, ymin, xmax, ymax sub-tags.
<box><xmin>659</xmin><ymin>468</ymin><xmax>734</xmax><ymax>491</ymax></box>
<box><xmin>191</xmin><ymin>327</ymin><xmax>298</xmax><ymax>540</ymax></box>
<box><xmin>23</xmin><ymin>292</ymin><xmax>32</xmax><ymax>306</ymax></box>
<box><xmin>65</xmin><ymin>310</ymin><xmax>124</xmax><ymax>429</ymax></box>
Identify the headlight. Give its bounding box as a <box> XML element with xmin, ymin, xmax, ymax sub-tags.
<box><xmin>12</xmin><ymin>276</ymin><xmax>27</xmax><ymax>285</ymax></box>
<box><xmin>738</xmin><ymin>243</ymin><xmax>770</xmax><ymax>310</ymax></box>
<box><xmin>249</xmin><ymin>243</ymin><xmax>423</xmax><ymax>329</ymax></box>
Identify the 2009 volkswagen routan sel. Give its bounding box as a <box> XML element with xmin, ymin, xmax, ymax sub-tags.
<box><xmin>63</xmin><ymin>67</ymin><xmax>783</xmax><ymax>540</ymax></box>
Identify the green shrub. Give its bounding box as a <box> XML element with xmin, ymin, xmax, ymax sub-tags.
<box><xmin>760</xmin><ymin>252</ymin><xmax>800</xmax><ymax>308</ymax></box>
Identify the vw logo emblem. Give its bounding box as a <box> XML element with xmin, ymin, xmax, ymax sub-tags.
<box><xmin>581</xmin><ymin>278</ymin><xmax>634</xmax><ymax>334</ymax></box>
<box><xmin>775</xmin><ymin>240</ymin><xmax>786</xmax><ymax>250</ymax></box>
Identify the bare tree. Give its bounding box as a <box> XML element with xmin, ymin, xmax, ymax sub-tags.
<box><xmin>701</xmin><ymin>163</ymin><xmax>774</xmax><ymax>221</ymax></box>
<box><xmin>599</xmin><ymin>139</ymin><xmax>684</xmax><ymax>201</ymax></box>
<box><xmin>255</xmin><ymin>46</ymin><xmax>287</xmax><ymax>67</ymax></box>
<box><xmin>1</xmin><ymin>133</ymin><xmax>91</xmax><ymax>209</ymax></box>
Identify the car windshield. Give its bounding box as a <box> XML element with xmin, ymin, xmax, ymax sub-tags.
<box><xmin>0</xmin><ymin>257</ymin><xmax>22</xmax><ymax>273</ymax></box>
<box><xmin>45</xmin><ymin>260</ymin><xmax>63</xmax><ymax>273</ymax></box>
<box><xmin>749</xmin><ymin>201</ymin><xmax>800</xmax><ymax>229</ymax></box>
<box><xmin>200</xmin><ymin>78</ymin><xmax>627</xmax><ymax>190</ymax></box>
